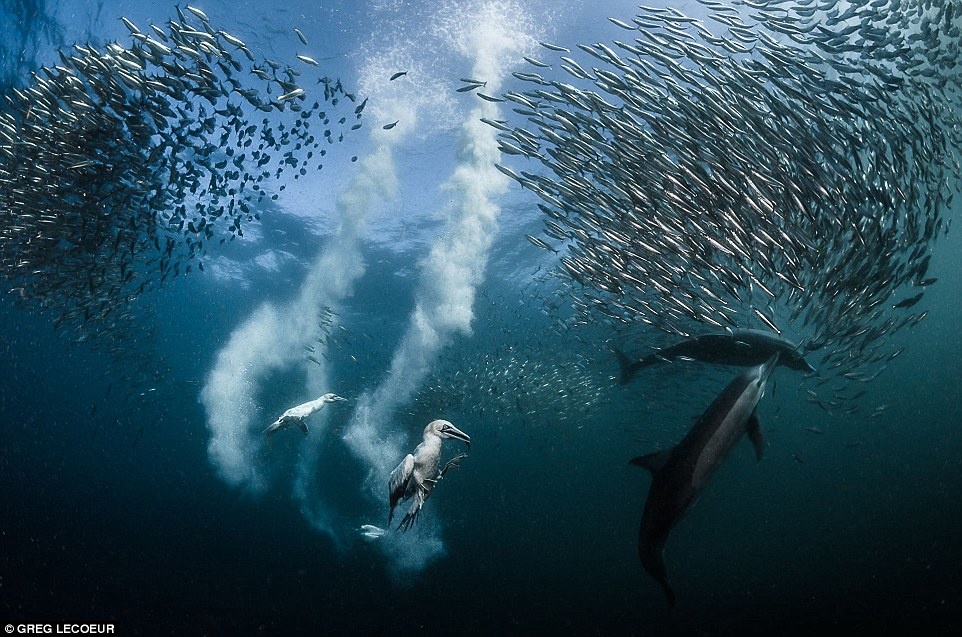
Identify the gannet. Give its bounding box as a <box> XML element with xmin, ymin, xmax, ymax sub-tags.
<box><xmin>388</xmin><ymin>419</ymin><xmax>471</xmax><ymax>532</ymax></box>
<box><xmin>262</xmin><ymin>393</ymin><xmax>346</xmax><ymax>437</ymax></box>
<box><xmin>630</xmin><ymin>353</ymin><xmax>779</xmax><ymax>607</ymax></box>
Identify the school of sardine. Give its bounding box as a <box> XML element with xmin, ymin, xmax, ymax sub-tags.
<box><xmin>495</xmin><ymin>0</ymin><xmax>961</xmax><ymax>396</ymax></box>
<box><xmin>2</xmin><ymin>0</ymin><xmax>959</xmax><ymax>421</ymax></box>
<box><xmin>0</xmin><ymin>6</ymin><xmax>362</xmax><ymax>357</ymax></box>
<box><xmin>407</xmin><ymin>280</ymin><xmax>614</xmax><ymax>431</ymax></box>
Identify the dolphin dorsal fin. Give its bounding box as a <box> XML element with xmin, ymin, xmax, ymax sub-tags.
<box><xmin>614</xmin><ymin>348</ymin><xmax>636</xmax><ymax>385</ymax></box>
<box><xmin>629</xmin><ymin>449</ymin><xmax>672</xmax><ymax>474</ymax></box>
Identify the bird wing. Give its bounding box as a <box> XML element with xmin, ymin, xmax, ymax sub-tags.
<box><xmin>285</xmin><ymin>402</ymin><xmax>311</xmax><ymax>418</ymax></box>
<box><xmin>396</xmin><ymin>483</ymin><xmax>428</xmax><ymax>532</ymax></box>
<box><xmin>294</xmin><ymin>417</ymin><xmax>308</xmax><ymax>436</ymax></box>
<box><xmin>388</xmin><ymin>454</ymin><xmax>415</xmax><ymax>525</ymax></box>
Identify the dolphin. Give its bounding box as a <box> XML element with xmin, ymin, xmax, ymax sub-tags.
<box><xmin>615</xmin><ymin>328</ymin><xmax>814</xmax><ymax>384</ymax></box>
<box><xmin>630</xmin><ymin>353</ymin><xmax>779</xmax><ymax>607</ymax></box>
<box><xmin>388</xmin><ymin>419</ymin><xmax>470</xmax><ymax>532</ymax></box>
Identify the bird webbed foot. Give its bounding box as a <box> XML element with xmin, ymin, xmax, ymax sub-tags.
<box><xmin>439</xmin><ymin>452</ymin><xmax>468</xmax><ymax>478</ymax></box>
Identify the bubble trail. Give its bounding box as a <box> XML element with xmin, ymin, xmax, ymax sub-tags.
<box><xmin>343</xmin><ymin>0</ymin><xmax>538</xmax><ymax>573</ymax></box>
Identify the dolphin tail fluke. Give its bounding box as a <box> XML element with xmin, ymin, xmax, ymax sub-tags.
<box><xmin>661</xmin><ymin>579</ymin><xmax>677</xmax><ymax>608</ymax></box>
<box><xmin>641</xmin><ymin>541</ymin><xmax>676</xmax><ymax>608</ymax></box>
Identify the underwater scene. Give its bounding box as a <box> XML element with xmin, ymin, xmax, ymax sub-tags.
<box><xmin>2</xmin><ymin>0</ymin><xmax>961</xmax><ymax>634</ymax></box>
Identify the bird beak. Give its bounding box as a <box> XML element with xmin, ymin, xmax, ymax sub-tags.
<box><xmin>332</xmin><ymin>395</ymin><xmax>347</xmax><ymax>402</ymax></box>
<box><xmin>443</xmin><ymin>424</ymin><xmax>471</xmax><ymax>448</ymax></box>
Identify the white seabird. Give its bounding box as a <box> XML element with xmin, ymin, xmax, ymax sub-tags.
<box><xmin>263</xmin><ymin>393</ymin><xmax>347</xmax><ymax>437</ymax></box>
<box><xmin>388</xmin><ymin>419</ymin><xmax>470</xmax><ymax>532</ymax></box>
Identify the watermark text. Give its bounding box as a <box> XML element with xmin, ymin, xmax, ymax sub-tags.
<box><xmin>5</xmin><ymin>625</ymin><xmax>115</xmax><ymax>634</ymax></box>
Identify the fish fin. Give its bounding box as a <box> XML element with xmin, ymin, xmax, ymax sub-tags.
<box><xmin>746</xmin><ymin>410</ymin><xmax>764</xmax><ymax>461</ymax></box>
<box><xmin>614</xmin><ymin>348</ymin><xmax>644</xmax><ymax>384</ymax></box>
<box><xmin>629</xmin><ymin>449</ymin><xmax>672</xmax><ymax>474</ymax></box>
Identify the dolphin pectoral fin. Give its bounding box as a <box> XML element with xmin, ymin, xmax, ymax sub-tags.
<box><xmin>746</xmin><ymin>410</ymin><xmax>764</xmax><ymax>461</ymax></box>
<box><xmin>630</xmin><ymin>449</ymin><xmax>672</xmax><ymax>474</ymax></box>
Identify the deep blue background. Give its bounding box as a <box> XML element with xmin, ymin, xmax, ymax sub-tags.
<box><xmin>2</xmin><ymin>0</ymin><xmax>962</xmax><ymax>635</ymax></box>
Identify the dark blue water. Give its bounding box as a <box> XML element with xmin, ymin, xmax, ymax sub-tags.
<box><xmin>3</xmin><ymin>209</ymin><xmax>961</xmax><ymax>635</ymax></box>
<box><xmin>3</xmin><ymin>1</ymin><xmax>962</xmax><ymax>635</ymax></box>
